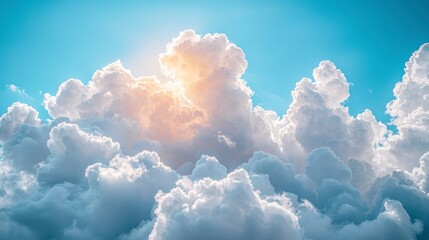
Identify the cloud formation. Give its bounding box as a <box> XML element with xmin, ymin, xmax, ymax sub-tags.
<box><xmin>0</xmin><ymin>30</ymin><xmax>428</xmax><ymax>239</ymax></box>
<box><xmin>381</xmin><ymin>43</ymin><xmax>429</xmax><ymax>172</ymax></box>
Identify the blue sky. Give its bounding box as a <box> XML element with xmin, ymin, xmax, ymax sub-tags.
<box><xmin>1</xmin><ymin>0</ymin><xmax>429</xmax><ymax>123</ymax></box>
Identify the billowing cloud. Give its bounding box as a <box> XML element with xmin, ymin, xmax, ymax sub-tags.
<box><xmin>0</xmin><ymin>103</ymin><xmax>49</xmax><ymax>172</ymax></box>
<box><xmin>380</xmin><ymin>43</ymin><xmax>429</xmax><ymax>172</ymax></box>
<box><xmin>0</xmin><ymin>30</ymin><xmax>428</xmax><ymax>239</ymax></box>
<box><xmin>43</xmin><ymin>62</ymin><xmax>205</xmax><ymax>152</ymax></box>
<box><xmin>190</xmin><ymin>155</ymin><xmax>227</xmax><ymax>180</ymax></box>
<box><xmin>0</xmin><ymin>160</ymin><xmax>38</xmax><ymax>208</ymax></box>
<box><xmin>143</xmin><ymin>169</ymin><xmax>303</xmax><ymax>240</ymax></box>
<box><xmin>279</xmin><ymin>61</ymin><xmax>378</xmax><ymax>172</ymax></box>
<box><xmin>0</xmin><ymin>103</ymin><xmax>41</xmax><ymax>143</ymax></box>
<box><xmin>37</xmin><ymin>122</ymin><xmax>120</xmax><ymax>185</ymax></box>
<box><xmin>305</xmin><ymin>147</ymin><xmax>352</xmax><ymax>185</ymax></box>
<box><xmin>299</xmin><ymin>199</ymin><xmax>422</xmax><ymax>240</ymax></box>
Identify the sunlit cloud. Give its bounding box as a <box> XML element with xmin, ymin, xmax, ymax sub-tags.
<box><xmin>0</xmin><ymin>30</ymin><xmax>428</xmax><ymax>240</ymax></box>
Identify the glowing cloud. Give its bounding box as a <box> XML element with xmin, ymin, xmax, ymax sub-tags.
<box><xmin>0</xmin><ymin>30</ymin><xmax>428</xmax><ymax>239</ymax></box>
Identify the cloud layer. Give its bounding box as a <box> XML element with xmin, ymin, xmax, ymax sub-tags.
<box><xmin>0</xmin><ymin>31</ymin><xmax>428</xmax><ymax>239</ymax></box>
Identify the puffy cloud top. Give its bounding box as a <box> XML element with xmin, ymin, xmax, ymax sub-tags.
<box><xmin>313</xmin><ymin>60</ymin><xmax>350</xmax><ymax>108</ymax></box>
<box><xmin>146</xmin><ymin>169</ymin><xmax>302</xmax><ymax>240</ymax></box>
<box><xmin>0</xmin><ymin>103</ymin><xmax>41</xmax><ymax>143</ymax></box>
<box><xmin>380</xmin><ymin>43</ymin><xmax>429</xmax><ymax>171</ymax></box>
<box><xmin>387</xmin><ymin>43</ymin><xmax>429</xmax><ymax>123</ymax></box>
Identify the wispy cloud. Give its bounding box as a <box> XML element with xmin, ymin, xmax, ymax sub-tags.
<box><xmin>6</xmin><ymin>84</ymin><xmax>29</xmax><ymax>97</ymax></box>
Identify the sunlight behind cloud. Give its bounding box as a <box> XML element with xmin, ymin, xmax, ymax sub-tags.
<box><xmin>0</xmin><ymin>30</ymin><xmax>429</xmax><ymax>240</ymax></box>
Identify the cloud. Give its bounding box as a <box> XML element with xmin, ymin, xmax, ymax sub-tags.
<box><xmin>0</xmin><ymin>103</ymin><xmax>49</xmax><ymax>172</ymax></box>
<box><xmin>83</xmin><ymin>151</ymin><xmax>178</xmax><ymax>239</ymax></box>
<box><xmin>242</xmin><ymin>151</ymin><xmax>308</xmax><ymax>198</ymax></box>
<box><xmin>42</xmin><ymin>30</ymin><xmax>283</xmax><ymax>171</ymax></box>
<box><xmin>217</xmin><ymin>132</ymin><xmax>237</xmax><ymax>149</ymax></box>
<box><xmin>280</xmin><ymin>62</ymin><xmax>378</xmax><ymax>172</ymax></box>
<box><xmin>0</xmin><ymin>30</ymin><xmax>428</xmax><ymax>239</ymax></box>
<box><xmin>142</xmin><ymin>169</ymin><xmax>303</xmax><ymax>240</ymax></box>
<box><xmin>348</xmin><ymin>158</ymin><xmax>376</xmax><ymax>193</ymax></box>
<box><xmin>190</xmin><ymin>155</ymin><xmax>227</xmax><ymax>180</ymax></box>
<box><xmin>6</xmin><ymin>84</ymin><xmax>29</xmax><ymax>97</ymax></box>
<box><xmin>0</xmin><ymin>160</ymin><xmax>38</xmax><ymax>208</ymax></box>
<box><xmin>43</xmin><ymin>63</ymin><xmax>205</xmax><ymax>148</ymax></box>
<box><xmin>380</xmin><ymin>43</ymin><xmax>429</xmax><ymax>171</ymax></box>
<box><xmin>37</xmin><ymin>122</ymin><xmax>120</xmax><ymax>185</ymax></box>
<box><xmin>299</xmin><ymin>198</ymin><xmax>422</xmax><ymax>240</ymax></box>
<box><xmin>305</xmin><ymin>147</ymin><xmax>352</xmax><ymax>185</ymax></box>
<box><xmin>413</xmin><ymin>152</ymin><xmax>429</xmax><ymax>193</ymax></box>
<box><xmin>0</xmin><ymin>103</ymin><xmax>41</xmax><ymax>143</ymax></box>
<box><xmin>366</xmin><ymin>171</ymin><xmax>429</xmax><ymax>238</ymax></box>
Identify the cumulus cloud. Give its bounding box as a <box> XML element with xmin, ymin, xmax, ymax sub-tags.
<box><xmin>242</xmin><ymin>151</ymin><xmax>309</xmax><ymax>198</ymax></box>
<box><xmin>413</xmin><ymin>152</ymin><xmax>429</xmax><ymax>193</ymax></box>
<box><xmin>380</xmin><ymin>43</ymin><xmax>429</xmax><ymax>171</ymax></box>
<box><xmin>42</xmin><ymin>30</ymin><xmax>283</xmax><ymax>170</ymax></box>
<box><xmin>0</xmin><ymin>103</ymin><xmax>50</xmax><ymax>172</ymax></box>
<box><xmin>190</xmin><ymin>155</ymin><xmax>227</xmax><ymax>180</ymax></box>
<box><xmin>83</xmin><ymin>151</ymin><xmax>178</xmax><ymax>239</ymax></box>
<box><xmin>43</xmin><ymin>63</ymin><xmax>205</xmax><ymax>150</ymax></box>
<box><xmin>0</xmin><ymin>30</ymin><xmax>428</xmax><ymax>239</ymax></box>
<box><xmin>0</xmin><ymin>103</ymin><xmax>41</xmax><ymax>143</ymax></box>
<box><xmin>305</xmin><ymin>147</ymin><xmax>352</xmax><ymax>185</ymax></box>
<box><xmin>37</xmin><ymin>122</ymin><xmax>120</xmax><ymax>185</ymax></box>
<box><xmin>0</xmin><ymin>160</ymin><xmax>38</xmax><ymax>208</ymax></box>
<box><xmin>144</xmin><ymin>169</ymin><xmax>303</xmax><ymax>240</ymax></box>
<box><xmin>299</xmin><ymin>198</ymin><xmax>422</xmax><ymax>240</ymax></box>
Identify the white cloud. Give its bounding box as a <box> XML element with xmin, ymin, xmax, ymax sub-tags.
<box><xmin>299</xmin><ymin>199</ymin><xmax>422</xmax><ymax>240</ymax></box>
<box><xmin>37</xmin><ymin>122</ymin><xmax>120</xmax><ymax>185</ymax></box>
<box><xmin>0</xmin><ymin>160</ymin><xmax>38</xmax><ymax>208</ymax></box>
<box><xmin>145</xmin><ymin>169</ymin><xmax>303</xmax><ymax>240</ymax></box>
<box><xmin>0</xmin><ymin>30</ymin><xmax>428</xmax><ymax>239</ymax></box>
<box><xmin>6</xmin><ymin>84</ymin><xmax>29</xmax><ymax>97</ymax></box>
<box><xmin>277</xmin><ymin>61</ymin><xmax>379</xmax><ymax>173</ymax></box>
<box><xmin>190</xmin><ymin>155</ymin><xmax>227</xmax><ymax>180</ymax></box>
<box><xmin>0</xmin><ymin>103</ymin><xmax>41</xmax><ymax>143</ymax></box>
<box><xmin>380</xmin><ymin>43</ymin><xmax>429</xmax><ymax>172</ymax></box>
<box><xmin>413</xmin><ymin>152</ymin><xmax>429</xmax><ymax>193</ymax></box>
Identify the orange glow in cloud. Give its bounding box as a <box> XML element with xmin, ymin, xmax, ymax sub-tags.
<box><xmin>131</xmin><ymin>79</ymin><xmax>206</xmax><ymax>143</ymax></box>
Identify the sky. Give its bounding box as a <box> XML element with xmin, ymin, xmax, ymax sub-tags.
<box><xmin>2</xmin><ymin>0</ymin><xmax>429</xmax><ymax>123</ymax></box>
<box><xmin>1</xmin><ymin>1</ymin><xmax>429</xmax><ymax>240</ymax></box>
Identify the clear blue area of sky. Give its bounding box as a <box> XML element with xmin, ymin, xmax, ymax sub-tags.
<box><xmin>1</xmin><ymin>0</ymin><xmax>429</xmax><ymax>124</ymax></box>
